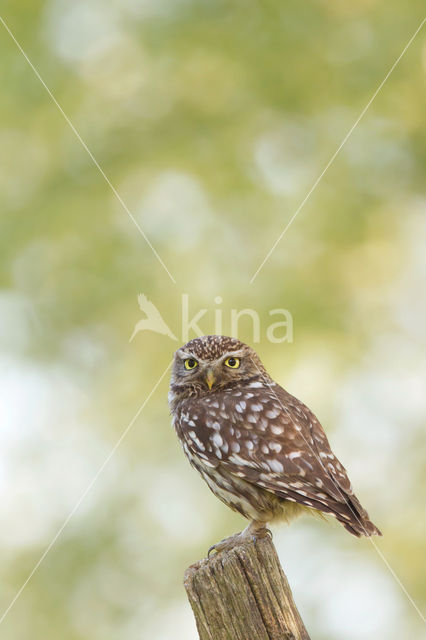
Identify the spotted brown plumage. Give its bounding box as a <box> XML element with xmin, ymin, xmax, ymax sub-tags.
<box><xmin>169</xmin><ymin>335</ymin><xmax>381</xmax><ymax>543</ymax></box>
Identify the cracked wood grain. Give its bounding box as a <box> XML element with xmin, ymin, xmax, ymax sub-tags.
<box><xmin>184</xmin><ymin>536</ymin><xmax>311</xmax><ymax>640</ymax></box>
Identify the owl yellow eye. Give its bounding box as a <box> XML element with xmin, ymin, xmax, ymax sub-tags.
<box><xmin>224</xmin><ymin>356</ymin><xmax>240</xmax><ymax>369</ymax></box>
<box><xmin>184</xmin><ymin>358</ymin><xmax>198</xmax><ymax>370</ymax></box>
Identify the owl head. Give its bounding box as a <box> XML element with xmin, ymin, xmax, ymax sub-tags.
<box><xmin>170</xmin><ymin>335</ymin><xmax>269</xmax><ymax>399</ymax></box>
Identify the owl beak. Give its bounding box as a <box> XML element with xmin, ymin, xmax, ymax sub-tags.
<box><xmin>205</xmin><ymin>369</ymin><xmax>216</xmax><ymax>390</ymax></box>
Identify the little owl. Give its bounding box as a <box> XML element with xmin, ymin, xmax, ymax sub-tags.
<box><xmin>169</xmin><ymin>335</ymin><xmax>381</xmax><ymax>552</ymax></box>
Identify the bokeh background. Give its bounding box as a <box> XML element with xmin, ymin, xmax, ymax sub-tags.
<box><xmin>1</xmin><ymin>1</ymin><xmax>425</xmax><ymax>638</ymax></box>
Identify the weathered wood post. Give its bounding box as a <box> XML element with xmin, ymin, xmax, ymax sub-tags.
<box><xmin>184</xmin><ymin>535</ymin><xmax>311</xmax><ymax>640</ymax></box>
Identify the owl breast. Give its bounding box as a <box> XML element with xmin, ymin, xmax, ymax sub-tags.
<box><xmin>172</xmin><ymin>387</ymin><xmax>300</xmax><ymax>523</ymax></box>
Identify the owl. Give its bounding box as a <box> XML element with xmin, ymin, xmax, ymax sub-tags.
<box><xmin>169</xmin><ymin>335</ymin><xmax>381</xmax><ymax>553</ymax></box>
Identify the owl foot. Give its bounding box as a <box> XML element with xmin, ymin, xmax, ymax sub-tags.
<box><xmin>251</xmin><ymin>526</ymin><xmax>273</xmax><ymax>542</ymax></box>
<box><xmin>207</xmin><ymin>533</ymin><xmax>244</xmax><ymax>557</ymax></box>
<box><xmin>207</xmin><ymin>522</ymin><xmax>272</xmax><ymax>557</ymax></box>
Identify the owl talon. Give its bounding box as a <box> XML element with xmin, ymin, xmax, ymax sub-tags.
<box><xmin>207</xmin><ymin>532</ymin><xmax>244</xmax><ymax>557</ymax></box>
<box><xmin>207</xmin><ymin>540</ymin><xmax>233</xmax><ymax>557</ymax></box>
<box><xmin>252</xmin><ymin>527</ymin><xmax>272</xmax><ymax>543</ymax></box>
<box><xmin>207</xmin><ymin>525</ymin><xmax>272</xmax><ymax>557</ymax></box>
<box><xmin>262</xmin><ymin>527</ymin><xmax>273</xmax><ymax>540</ymax></box>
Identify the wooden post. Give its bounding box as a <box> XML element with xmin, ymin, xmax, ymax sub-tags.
<box><xmin>184</xmin><ymin>535</ymin><xmax>311</xmax><ymax>640</ymax></box>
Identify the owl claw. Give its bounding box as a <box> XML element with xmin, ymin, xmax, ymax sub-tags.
<box><xmin>207</xmin><ymin>532</ymin><xmax>244</xmax><ymax>557</ymax></box>
<box><xmin>250</xmin><ymin>527</ymin><xmax>272</xmax><ymax>545</ymax></box>
<box><xmin>207</xmin><ymin>527</ymin><xmax>272</xmax><ymax>557</ymax></box>
<box><xmin>207</xmin><ymin>541</ymin><xmax>223</xmax><ymax>558</ymax></box>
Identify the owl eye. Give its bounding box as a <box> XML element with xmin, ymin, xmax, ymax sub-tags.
<box><xmin>184</xmin><ymin>358</ymin><xmax>198</xmax><ymax>370</ymax></box>
<box><xmin>224</xmin><ymin>356</ymin><xmax>240</xmax><ymax>369</ymax></box>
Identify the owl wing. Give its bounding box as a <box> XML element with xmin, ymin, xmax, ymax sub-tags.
<box><xmin>182</xmin><ymin>385</ymin><xmax>380</xmax><ymax>536</ymax></box>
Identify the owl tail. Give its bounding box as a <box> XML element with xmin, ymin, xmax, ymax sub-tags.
<box><xmin>336</xmin><ymin>494</ymin><xmax>382</xmax><ymax>538</ymax></box>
